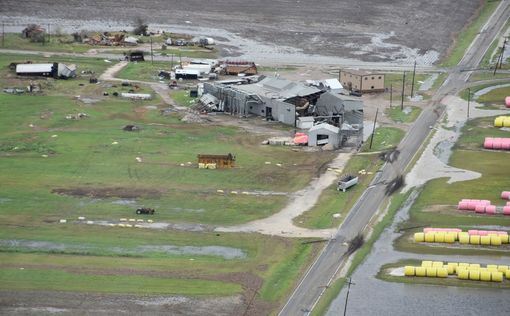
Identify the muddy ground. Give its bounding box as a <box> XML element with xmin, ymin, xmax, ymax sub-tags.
<box><xmin>0</xmin><ymin>290</ymin><xmax>245</xmax><ymax>316</ymax></box>
<box><xmin>0</xmin><ymin>0</ymin><xmax>482</xmax><ymax>64</ymax></box>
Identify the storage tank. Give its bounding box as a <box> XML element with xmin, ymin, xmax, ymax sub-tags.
<box><xmin>490</xmin><ymin>235</ymin><xmax>502</xmax><ymax>246</ymax></box>
<box><xmin>469</xmin><ymin>270</ymin><xmax>480</xmax><ymax>281</ymax></box>
<box><xmin>404</xmin><ymin>266</ymin><xmax>416</xmax><ymax>276</ymax></box>
<box><xmin>437</xmin><ymin>267</ymin><xmax>448</xmax><ymax>278</ymax></box>
<box><xmin>491</xmin><ymin>271</ymin><xmax>503</xmax><ymax>282</ymax></box>
<box><xmin>480</xmin><ymin>270</ymin><xmax>491</xmax><ymax>281</ymax></box>
<box><xmin>470</xmin><ymin>235</ymin><xmax>480</xmax><ymax>245</ymax></box>
<box><xmin>458</xmin><ymin>269</ymin><xmax>469</xmax><ymax>279</ymax></box>
<box><xmin>414</xmin><ymin>232</ymin><xmax>425</xmax><ymax>242</ymax></box>
<box><xmin>426</xmin><ymin>267</ymin><xmax>437</xmax><ymax>277</ymax></box>
<box><xmin>415</xmin><ymin>266</ymin><xmax>427</xmax><ymax>277</ymax></box>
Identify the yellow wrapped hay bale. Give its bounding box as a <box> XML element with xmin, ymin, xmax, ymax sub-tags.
<box><xmin>487</xmin><ymin>268</ymin><xmax>499</xmax><ymax>273</ymax></box>
<box><xmin>415</xmin><ymin>266</ymin><xmax>427</xmax><ymax>277</ymax></box>
<box><xmin>500</xmin><ymin>235</ymin><xmax>509</xmax><ymax>244</ymax></box>
<box><xmin>437</xmin><ymin>267</ymin><xmax>448</xmax><ymax>278</ymax></box>
<box><xmin>444</xmin><ymin>233</ymin><xmax>456</xmax><ymax>243</ymax></box>
<box><xmin>459</xmin><ymin>235</ymin><xmax>470</xmax><ymax>244</ymax></box>
<box><xmin>426</xmin><ymin>267</ymin><xmax>437</xmax><ymax>277</ymax></box>
<box><xmin>432</xmin><ymin>261</ymin><xmax>444</xmax><ymax>268</ymax></box>
<box><xmin>404</xmin><ymin>266</ymin><xmax>416</xmax><ymax>276</ymax></box>
<box><xmin>506</xmin><ymin>270</ymin><xmax>510</xmax><ymax>279</ymax></box>
<box><xmin>491</xmin><ymin>272</ymin><xmax>503</xmax><ymax>282</ymax></box>
<box><xmin>469</xmin><ymin>263</ymin><xmax>480</xmax><ymax>270</ymax></box>
<box><xmin>480</xmin><ymin>271</ymin><xmax>491</xmax><ymax>281</ymax></box>
<box><xmin>469</xmin><ymin>235</ymin><xmax>480</xmax><ymax>245</ymax></box>
<box><xmin>495</xmin><ymin>116</ymin><xmax>505</xmax><ymax>127</ymax></box>
<box><xmin>497</xmin><ymin>265</ymin><xmax>508</xmax><ymax>273</ymax></box>
<box><xmin>458</xmin><ymin>269</ymin><xmax>469</xmax><ymax>279</ymax></box>
<box><xmin>425</xmin><ymin>232</ymin><xmax>435</xmax><ymax>243</ymax></box>
<box><xmin>459</xmin><ymin>232</ymin><xmax>469</xmax><ymax>239</ymax></box>
<box><xmin>487</xmin><ymin>264</ymin><xmax>498</xmax><ymax>270</ymax></box>
<box><xmin>480</xmin><ymin>236</ymin><xmax>491</xmax><ymax>245</ymax></box>
<box><xmin>458</xmin><ymin>263</ymin><xmax>469</xmax><ymax>269</ymax></box>
<box><xmin>447</xmin><ymin>263</ymin><xmax>458</xmax><ymax>275</ymax></box>
<box><xmin>414</xmin><ymin>232</ymin><xmax>425</xmax><ymax>242</ymax></box>
<box><xmin>469</xmin><ymin>270</ymin><xmax>480</xmax><ymax>281</ymax></box>
<box><xmin>490</xmin><ymin>236</ymin><xmax>502</xmax><ymax>246</ymax></box>
<box><xmin>435</xmin><ymin>232</ymin><xmax>445</xmax><ymax>243</ymax></box>
<box><xmin>421</xmin><ymin>260</ymin><xmax>433</xmax><ymax>267</ymax></box>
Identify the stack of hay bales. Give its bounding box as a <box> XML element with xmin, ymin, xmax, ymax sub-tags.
<box><xmin>414</xmin><ymin>228</ymin><xmax>508</xmax><ymax>246</ymax></box>
<box><xmin>404</xmin><ymin>261</ymin><xmax>509</xmax><ymax>282</ymax></box>
<box><xmin>494</xmin><ymin>116</ymin><xmax>510</xmax><ymax>127</ymax></box>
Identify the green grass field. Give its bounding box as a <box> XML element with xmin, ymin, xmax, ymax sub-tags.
<box><xmin>362</xmin><ymin>127</ymin><xmax>405</xmax><ymax>152</ymax></box>
<box><xmin>440</xmin><ymin>0</ymin><xmax>501</xmax><ymax>67</ymax></box>
<box><xmin>395</xmin><ymin>116</ymin><xmax>510</xmax><ymax>255</ymax></box>
<box><xmin>0</xmin><ymin>52</ymin><xmax>337</xmax><ymax>310</ymax></box>
<box><xmin>295</xmin><ymin>154</ymin><xmax>383</xmax><ymax>229</ymax></box>
<box><xmin>116</xmin><ymin>61</ymin><xmax>175</xmax><ymax>82</ymax></box>
<box><xmin>385</xmin><ymin>106</ymin><xmax>422</xmax><ymax>123</ymax></box>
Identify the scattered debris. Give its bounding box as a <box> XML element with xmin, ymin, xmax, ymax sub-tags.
<box><xmin>337</xmin><ymin>174</ymin><xmax>359</xmax><ymax>192</ymax></box>
<box><xmin>197</xmin><ymin>153</ymin><xmax>235</xmax><ymax>168</ymax></box>
<box><xmin>65</xmin><ymin>113</ymin><xmax>88</xmax><ymax>120</ymax></box>
<box><xmin>123</xmin><ymin>125</ymin><xmax>140</xmax><ymax>131</ymax></box>
<box><xmin>3</xmin><ymin>88</ymin><xmax>25</xmax><ymax>94</ymax></box>
<box><xmin>136</xmin><ymin>207</ymin><xmax>155</xmax><ymax>215</ymax></box>
<box><xmin>135</xmin><ymin>157</ymin><xmax>142</xmax><ymax>162</ymax></box>
<box><xmin>121</xmin><ymin>93</ymin><xmax>152</xmax><ymax>100</ymax></box>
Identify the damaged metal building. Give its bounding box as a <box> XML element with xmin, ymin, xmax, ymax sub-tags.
<box><xmin>202</xmin><ymin>76</ymin><xmax>363</xmax><ymax>147</ymax></box>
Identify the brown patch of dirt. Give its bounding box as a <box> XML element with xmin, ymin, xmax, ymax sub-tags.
<box><xmin>134</xmin><ymin>106</ymin><xmax>148</xmax><ymax>119</ymax></box>
<box><xmin>51</xmin><ymin>187</ymin><xmax>162</xmax><ymax>199</ymax></box>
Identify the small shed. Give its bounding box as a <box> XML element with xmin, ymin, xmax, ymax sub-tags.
<box><xmin>197</xmin><ymin>153</ymin><xmax>235</xmax><ymax>169</ymax></box>
<box><xmin>308</xmin><ymin>123</ymin><xmax>340</xmax><ymax>147</ymax></box>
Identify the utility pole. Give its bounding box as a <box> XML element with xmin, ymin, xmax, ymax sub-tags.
<box><xmin>150</xmin><ymin>35</ymin><xmax>153</xmax><ymax>65</ymax></box>
<box><xmin>401</xmin><ymin>71</ymin><xmax>406</xmax><ymax>111</ymax></box>
<box><xmin>343</xmin><ymin>278</ymin><xmax>355</xmax><ymax>316</ymax></box>
<box><xmin>410</xmin><ymin>60</ymin><xmax>416</xmax><ymax>98</ymax></box>
<box><xmin>48</xmin><ymin>23</ymin><xmax>50</xmax><ymax>43</ymax></box>
<box><xmin>2</xmin><ymin>22</ymin><xmax>4</xmax><ymax>48</ymax></box>
<box><xmin>499</xmin><ymin>37</ymin><xmax>507</xmax><ymax>70</ymax></box>
<box><xmin>389</xmin><ymin>84</ymin><xmax>393</xmax><ymax>108</ymax></box>
<box><xmin>467</xmin><ymin>88</ymin><xmax>471</xmax><ymax>119</ymax></box>
<box><xmin>369</xmin><ymin>108</ymin><xmax>379</xmax><ymax>150</ymax></box>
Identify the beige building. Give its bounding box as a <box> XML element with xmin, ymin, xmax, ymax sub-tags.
<box><xmin>339</xmin><ymin>69</ymin><xmax>385</xmax><ymax>93</ymax></box>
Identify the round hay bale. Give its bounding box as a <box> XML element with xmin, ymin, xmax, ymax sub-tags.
<box><xmin>414</xmin><ymin>232</ymin><xmax>425</xmax><ymax>242</ymax></box>
<box><xmin>415</xmin><ymin>266</ymin><xmax>426</xmax><ymax>277</ymax></box>
<box><xmin>480</xmin><ymin>236</ymin><xmax>491</xmax><ymax>245</ymax></box>
<box><xmin>490</xmin><ymin>236</ymin><xmax>502</xmax><ymax>246</ymax></box>
<box><xmin>437</xmin><ymin>267</ymin><xmax>448</xmax><ymax>278</ymax></box>
<box><xmin>480</xmin><ymin>271</ymin><xmax>491</xmax><ymax>281</ymax></box>
<box><xmin>469</xmin><ymin>270</ymin><xmax>480</xmax><ymax>281</ymax></box>
<box><xmin>426</xmin><ymin>267</ymin><xmax>437</xmax><ymax>277</ymax></box>
<box><xmin>457</xmin><ymin>269</ymin><xmax>469</xmax><ymax>279</ymax></box>
<box><xmin>421</xmin><ymin>260</ymin><xmax>433</xmax><ymax>267</ymax></box>
<box><xmin>404</xmin><ymin>266</ymin><xmax>415</xmax><ymax>276</ymax></box>
<box><xmin>491</xmin><ymin>271</ymin><xmax>503</xmax><ymax>282</ymax></box>
<box><xmin>497</xmin><ymin>265</ymin><xmax>508</xmax><ymax>273</ymax></box>
<box><xmin>469</xmin><ymin>235</ymin><xmax>480</xmax><ymax>245</ymax></box>
<box><xmin>424</xmin><ymin>232</ymin><xmax>435</xmax><ymax>243</ymax></box>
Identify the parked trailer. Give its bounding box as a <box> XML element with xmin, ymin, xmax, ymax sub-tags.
<box><xmin>337</xmin><ymin>175</ymin><xmax>359</xmax><ymax>192</ymax></box>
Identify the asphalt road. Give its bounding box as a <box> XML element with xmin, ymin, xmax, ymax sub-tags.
<box><xmin>279</xmin><ymin>1</ymin><xmax>510</xmax><ymax>315</ymax></box>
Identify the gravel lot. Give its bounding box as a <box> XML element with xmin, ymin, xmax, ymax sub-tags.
<box><xmin>0</xmin><ymin>0</ymin><xmax>481</xmax><ymax>65</ymax></box>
